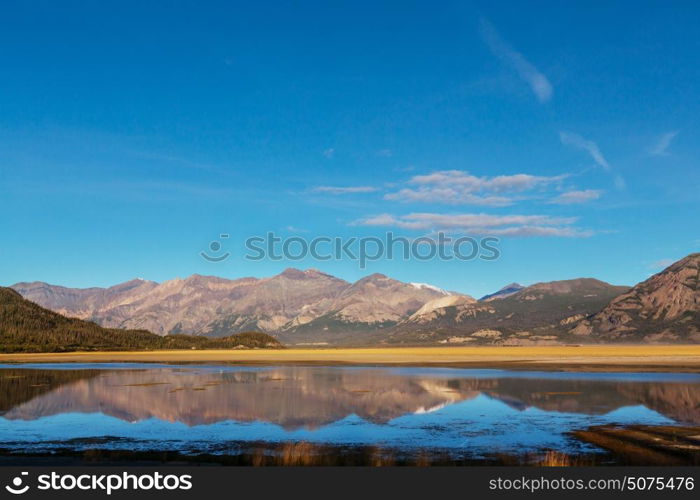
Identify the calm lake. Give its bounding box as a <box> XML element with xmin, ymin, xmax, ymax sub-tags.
<box><xmin>1</xmin><ymin>364</ymin><xmax>699</xmax><ymax>464</ymax></box>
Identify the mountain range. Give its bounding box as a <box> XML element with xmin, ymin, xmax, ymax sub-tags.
<box><xmin>389</xmin><ymin>278</ymin><xmax>630</xmax><ymax>345</ymax></box>
<box><xmin>479</xmin><ymin>283</ymin><xmax>525</xmax><ymax>301</ymax></box>
<box><xmin>571</xmin><ymin>253</ymin><xmax>700</xmax><ymax>342</ymax></box>
<box><xmin>0</xmin><ymin>287</ymin><xmax>281</xmax><ymax>353</ymax></box>
<box><xmin>12</xmin><ymin>269</ymin><xmax>456</xmax><ymax>345</ymax></box>
<box><xmin>8</xmin><ymin>252</ymin><xmax>700</xmax><ymax>346</ymax></box>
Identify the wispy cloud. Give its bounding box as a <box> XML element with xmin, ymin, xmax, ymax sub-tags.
<box><xmin>129</xmin><ymin>151</ymin><xmax>224</xmax><ymax>173</ymax></box>
<box><xmin>322</xmin><ymin>148</ymin><xmax>335</xmax><ymax>159</ymax></box>
<box><xmin>394</xmin><ymin>165</ymin><xmax>416</xmax><ymax>173</ymax></box>
<box><xmin>354</xmin><ymin>212</ymin><xmax>591</xmax><ymax>237</ymax></box>
<box><xmin>386</xmin><ymin>189</ymin><xmax>513</xmax><ymax>206</ymax></box>
<box><xmin>409</xmin><ymin>171</ymin><xmax>567</xmax><ymax>192</ymax></box>
<box><xmin>549</xmin><ymin>189</ymin><xmax>602</xmax><ymax>205</ymax></box>
<box><xmin>313</xmin><ymin>186</ymin><xmax>378</xmax><ymax>194</ymax></box>
<box><xmin>376</xmin><ymin>149</ymin><xmax>393</xmax><ymax>157</ymax></box>
<box><xmin>11</xmin><ymin>179</ymin><xmax>244</xmax><ymax>201</ymax></box>
<box><xmin>649</xmin><ymin>258</ymin><xmax>675</xmax><ymax>269</ymax></box>
<box><xmin>384</xmin><ymin>170</ymin><xmax>567</xmax><ymax>206</ymax></box>
<box><xmin>479</xmin><ymin>18</ymin><xmax>553</xmax><ymax>103</ymax></box>
<box><xmin>649</xmin><ymin>131</ymin><xmax>679</xmax><ymax>156</ymax></box>
<box><xmin>613</xmin><ymin>174</ymin><xmax>626</xmax><ymax>190</ymax></box>
<box><xmin>559</xmin><ymin>132</ymin><xmax>610</xmax><ymax>170</ymax></box>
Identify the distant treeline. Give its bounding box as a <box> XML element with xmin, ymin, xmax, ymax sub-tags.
<box><xmin>0</xmin><ymin>287</ymin><xmax>282</xmax><ymax>353</ymax></box>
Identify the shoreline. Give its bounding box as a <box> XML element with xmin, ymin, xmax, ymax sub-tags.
<box><xmin>2</xmin><ymin>345</ymin><xmax>700</xmax><ymax>372</ymax></box>
<box><xmin>2</xmin><ymin>423</ymin><xmax>699</xmax><ymax>466</ymax></box>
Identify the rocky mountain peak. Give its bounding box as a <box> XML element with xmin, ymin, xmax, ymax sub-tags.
<box><xmin>570</xmin><ymin>253</ymin><xmax>699</xmax><ymax>342</ymax></box>
<box><xmin>501</xmin><ymin>282</ymin><xmax>523</xmax><ymax>291</ymax></box>
<box><xmin>361</xmin><ymin>272</ymin><xmax>390</xmax><ymax>281</ymax></box>
<box><xmin>480</xmin><ymin>282</ymin><xmax>525</xmax><ymax>301</ymax></box>
<box><xmin>276</xmin><ymin>268</ymin><xmax>339</xmax><ymax>281</ymax></box>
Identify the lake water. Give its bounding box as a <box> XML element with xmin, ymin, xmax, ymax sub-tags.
<box><xmin>1</xmin><ymin>364</ymin><xmax>699</xmax><ymax>463</ymax></box>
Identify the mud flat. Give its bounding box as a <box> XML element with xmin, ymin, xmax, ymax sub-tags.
<box><xmin>2</xmin><ymin>345</ymin><xmax>700</xmax><ymax>372</ymax></box>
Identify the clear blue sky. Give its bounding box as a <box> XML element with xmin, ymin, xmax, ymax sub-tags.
<box><xmin>1</xmin><ymin>1</ymin><xmax>698</xmax><ymax>297</ymax></box>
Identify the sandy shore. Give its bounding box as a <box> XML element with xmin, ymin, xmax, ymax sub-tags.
<box><xmin>2</xmin><ymin>345</ymin><xmax>700</xmax><ymax>372</ymax></box>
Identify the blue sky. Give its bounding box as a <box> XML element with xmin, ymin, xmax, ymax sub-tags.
<box><xmin>1</xmin><ymin>0</ymin><xmax>698</xmax><ymax>297</ymax></box>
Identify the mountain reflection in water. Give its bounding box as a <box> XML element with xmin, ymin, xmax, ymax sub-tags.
<box><xmin>1</xmin><ymin>365</ymin><xmax>699</xmax><ymax>458</ymax></box>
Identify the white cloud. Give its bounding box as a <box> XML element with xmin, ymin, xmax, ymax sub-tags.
<box><xmin>559</xmin><ymin>132</ymin><xmax>610</xmax><ymax>170</ymax></box>
<box><xmin>479</xmin><ymin>18</ymin><xmax>553</xmax><ymax>103</ymax></box>
<box><xmin>322</xmin><ymin>148</ymin><xmax>335</xmax><ymax>159</ymax></box>
<box><xmin>410</xmin><ymin>171</ymin><xmax>567</xmax><ymax>192</ymax></box>
<box><xmin>649</xmin><ymin>258</ymin><xmax>675</xmax><ymax>269</ymax></box>
<box><xmin>386</xmin><ymin>189</ymin><xmax>513</xmax><ymax>206</ymax></box>
<box><xmin>613</xmin><ymin>174</ymin><xmax>626</xmax><ymax>190</ymax></box>
<box><xmin>354</xmin><ymin>212</ymin><xmax>591</xmax><ymax>237</ymax></box>
<box><xmin>376</xmin><ymin>149</ymin><xmax>393</xmax><ymax>157</ymax></box>
<box><xmin>313</xmin><ymin>186</ymin><xmax>378</xmax><ymax>194</ymax></box>
<box><xmin>649</xmin><ymin>131</ymin><xmax>679</xmax><ymax>156</ymax></box>
<box><xmin>550</xmin><ymin>189</ymin><xmax>602</xmax><ymax>205</ymax></box>
<box><xmin>384</xmin><ymin>170</ymin><xmax>566</xmax><ymax>206</ymax></box>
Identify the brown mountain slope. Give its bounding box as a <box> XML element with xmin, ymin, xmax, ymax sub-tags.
<box><xmin>12</xmin><ymin>270</ymin><xmax>454</xmax><ymax>340</ymax></box>
<box><xmin>201</xmin><ymin>269</ymin><xmax>350</xmax><ymax>336</ymax></box>
<box><xmin>277</xmin><ymin>274</ymin><xmax>463</xmax><ymax>344</ymax></box>
<box><xmin>13</xmin><ymin>270</ymin><xmax>348</xmax><ymax>336</ymax></box>
<box><xmin>11</xmin><ymin>279</ymin><xmax>159</xmax><ymax>319</ymax></box>
<box><xmin>387</xmin><ymin>278</ymin><xmax>630</xmax><ymax>345</ymax></box>
<box><xmin>571</xmin><ymin>253</ymin><xmax>700</xmax><ymax>342</ymax></box>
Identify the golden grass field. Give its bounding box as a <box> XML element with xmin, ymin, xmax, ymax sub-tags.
<box><xmin>2</xmin><ymin>345</ymin><xmax>700</xmax><ymax>371</ymax></box>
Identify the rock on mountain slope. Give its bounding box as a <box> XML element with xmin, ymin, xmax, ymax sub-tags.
<box><xmin>408</xmin><ymin>295</ymin><xmax>477</xmax><ymax>321</ymax></box>
<box><xmin>201</xmin><ymin>269</ymin><xmax>349</xmax><ymax>336</ymax></box>
<box><xmin>570</xmin><ymin>253</ymin><xmax>700</xmax><ymax>342</ymax></box>
<box><xmin>388</xmin><ymin>278</ymin><xmax>630</xmax><ymax>345</ymax></box>
<box><xmin>12</xmin><ymin>270</ymin><xmax>455</xmax><ymax>341</ymax></box>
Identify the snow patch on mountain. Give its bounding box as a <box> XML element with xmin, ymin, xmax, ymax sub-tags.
<box><xmin>410</xmin><ymin>283</ymin><xmax>450</xmax><ymax>295</ymax></box>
